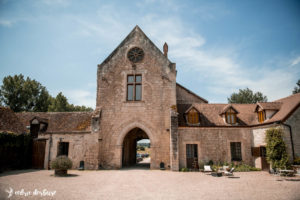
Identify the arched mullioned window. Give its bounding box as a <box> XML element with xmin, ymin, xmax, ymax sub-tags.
<box><xmin>225</xmin><ymin>108</ymin><xmax>237</xmax><ymax>124</ymax></box>
<box><xmin>187</xmin><ymin>108</ymin><xmax>199</xmax><ymax>124</ymax></box>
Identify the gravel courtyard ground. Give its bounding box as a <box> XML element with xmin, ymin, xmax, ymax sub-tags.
<box><xmin>0</xmin><ymin>169</ymin><xmax>300</xmax><ymax>200</ymax></box>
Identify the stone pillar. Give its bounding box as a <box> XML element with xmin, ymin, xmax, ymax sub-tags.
<box><xmin>170</xmin><ymin>109</ymin><xmax>179</xmax><ymax>171</ymax></box>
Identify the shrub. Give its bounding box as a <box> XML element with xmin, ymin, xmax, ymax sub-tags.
<box><xmin>180</xmin><ymin>167</ymin><xmax>189</xmax><ymax>172</ymax></box>
<box><xmin>234</xmin><ymin>163</ymin><xmax>261</xmax><ymax>172</ymax></box>
<box><xmin>265</xmin><ymin>128</ymin><xmax>290</xmax><ymax>169</ymax></box>
<box><xmin>51</xmin><ymin>156</ymin><xmax>72</xmax><ymax>170</ymax></box>
<box><xmin>207</xmin><ymin>160</ymin><xmax>214</xmax><ymax>166</ymax></box>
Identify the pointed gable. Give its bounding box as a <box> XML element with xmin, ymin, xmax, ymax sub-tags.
<box><xmin>220</xmin><ymin>104</ymin><xmax>239</xmax><ymax>115</ymax></box>
<box><xmin>98</xmin><ymin>25</ymin><xmax>173</xmax><ymax>69</ymax></box>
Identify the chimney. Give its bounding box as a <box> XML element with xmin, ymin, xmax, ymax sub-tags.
<box><xmin>163</xmin><ymin>42</ymin><xmax>168</xmax><ymax>57</ymax></box>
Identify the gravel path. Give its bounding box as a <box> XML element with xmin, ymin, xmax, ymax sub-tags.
<box><xmin>0</xmin><ymin>169</ymin><xmax>300</xmax><ymax>200</ymax></box>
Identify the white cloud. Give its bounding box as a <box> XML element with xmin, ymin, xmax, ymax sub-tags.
<box><xmin>65</xmin><ymin>1</ymin><xmax>299</xmax><ymax>102</ymax></box>
<box><xmin>64</xmin><ymin>89</ymin><xmax>96</xmax><ymax>108</ymax></box>
<box><xmin>291</xmin><ymin>56</ymin><xmax>300</xmax><ymax>66</ymax></box>
<box><xmin>138</xmin><ymin>14</ymin><xmax>299</xmax><ymax>102</ymax></box>
<box><xmin>0</xmin><ymin>19</ymin><xmax>13</xmax><ymax>27</ymax></box>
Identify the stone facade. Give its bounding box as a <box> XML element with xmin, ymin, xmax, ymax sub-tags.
<box><xmin>8</xmin><ymin>26</ymin><xmax>300</xmax><ymax>171</ymax></box>
<box><xmin>96</xmin><ymin>26</ymin><xmax>176</xmax><ymax>169</ymax></box>
<box><xmin>178</xmin><ymin>127</ymin><xmax>253</xmax><ymax>168</ymax></box>
<box><xmin>285</xmin><ymin>106</ymin><xmax>300</xmax><ymax>157</ymax></box>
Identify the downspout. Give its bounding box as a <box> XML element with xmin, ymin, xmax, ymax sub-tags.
<box><xmin>276</xmin><ymin>121</ymin><xmax>295</xmax><ymax>161</ymax></box>
<box><xmin>48</xmin><ymin>134</ymin><xmax>52</xmax><ymax>170</ymax></box>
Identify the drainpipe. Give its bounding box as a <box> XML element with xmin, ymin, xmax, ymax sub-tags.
<box><xmin>275</xmin><ymin>121</ymin><xmax>295</xmax><ymax>161</ymax></box>
<box><xmin>48</xmin><ymin>134</ymin><xmax>52</xmax><ymax>170</ymax></box>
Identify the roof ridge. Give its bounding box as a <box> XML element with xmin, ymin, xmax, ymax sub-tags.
<box><xmin>176</xmin><ymin>83</ymin><xmax>208</xmax><ymax>103</ymax></box>
<box><xmin>275</xmin><ymin>92</ymin><xmax>300</xmax><ymax>102</ymax></box>
<box><xmin>17</xmin><ymin>111</ymin><xmax>92</xmax><ymax>114</ymax></box>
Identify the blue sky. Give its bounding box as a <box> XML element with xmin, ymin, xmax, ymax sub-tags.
<box><xmin>0</xmin><ymin>0</ymin><xmax>300</xmax><ymax>108</ymax></box>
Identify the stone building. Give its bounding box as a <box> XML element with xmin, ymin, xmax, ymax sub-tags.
<box><xmin>4</xmin><ymin>26</ymin><xmax>300</xmax><ymax>171</ymax></box>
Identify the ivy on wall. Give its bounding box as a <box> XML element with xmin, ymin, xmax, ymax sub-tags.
<box><xmin>265</xmin><ymin>128</ymin><xmax>289</xmax><ymax>169</ymax></box>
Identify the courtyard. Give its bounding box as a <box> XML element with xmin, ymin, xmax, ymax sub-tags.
<box><xmin>0</xmin><ymin>169</ymin><xmax>299</xmax><ymax>200</ymax></box>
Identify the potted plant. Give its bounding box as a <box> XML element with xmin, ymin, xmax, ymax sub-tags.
<box><xmin>51</xmin><ymin>156</ymin><xmax>73</xmax><ymax>176</ymax></box>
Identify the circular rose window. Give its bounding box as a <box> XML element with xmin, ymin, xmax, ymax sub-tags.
<box><xmin>127</xmin><ymin>47</ymin><xmax>144</xmax><ymax>63</ymax></box>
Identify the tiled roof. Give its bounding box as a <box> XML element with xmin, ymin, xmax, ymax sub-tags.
<box><xmin>177</xmin><ymin>93</ymin><xmax>300</xmax><ymax>127</ymax></box>
<box><xmin>17</xmin><ymin>112</ymin><xmax>93</xmax><ymax>133</ymax></box>
<box><xmin>220</xmin><ymin>104</ymin><xmax>239</xmax><ymax>115</ymax></box>
<box><xmin>178</xmin><ymin>104</ymin><xmax>256</xmax><ymax>127</ymax></box>
<box><xmin>0</xmin><ymin>107</ymin><xmax>27</xmax><ymax>133</ymax></box>
<box><xmin>255</xmin><ymin>102</ymin><xmax>282</xmax><ymax>112</ymax></box>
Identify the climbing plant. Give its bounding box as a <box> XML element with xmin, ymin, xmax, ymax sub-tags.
<box><xmin>265</xmin><ymin>128</ymin><xmax>289</xmax><ymax>169</ymax></box>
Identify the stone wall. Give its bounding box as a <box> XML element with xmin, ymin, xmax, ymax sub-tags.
<box><xmin>39</xmin><ymin>132</ymin><xmax>98</xmax><ymax>170</ymax></box>
<box><xmin>178</xmin><ymin>127</ymin><xmax>253</xmax><ymax>169</ymax></box>
<box><xmin>252</xmin><ymin>123</ymin><xmax>295</xmax><ymax>168</ymax></box>
<box><xmin>285</xmin><ymin>106</ymin><xmax>300</xmax><ymax>158</ymax></box>
<box><xmin>176</xmin><ymin>84</ymin><xmax>207</xmax><ymax>104</ymax></box>
<box><xmin>96</xmin><ymin>27</ymin><xmax>177</xmax><ymax>169</ymax></box>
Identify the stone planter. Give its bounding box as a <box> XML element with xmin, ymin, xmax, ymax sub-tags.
<box><xmin>55</xmin><ymin>169</ymin><xmax>67</xmax><ymax>176</ymax></box>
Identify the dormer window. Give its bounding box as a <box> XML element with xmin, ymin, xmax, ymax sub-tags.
<box><xmin>187</xmin><ymin>108</ymin><xmax>200</xmax><ymax>125</ymax></box>
<box><xmin>258</xmin><ymin>111</ymin><xmax>265</xmax><ymax>123</ymax></box>
<box><xmin>225</xmin><ymin>108</ymin><xmax>237</xmax><ymax>124</ymax></box>
<box><xmin>220</xmin><ymin>105</ymin><xmax>239</xmax><ymax>125</ymax></box>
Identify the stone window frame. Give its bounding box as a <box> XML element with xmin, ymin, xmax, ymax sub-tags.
<box><xmin>126</xmin><ymin>74</ymin><xmax>142</xmax><ymax>101</ymax></box>
<box><xmin>230</xmin><ymin>141</ymin><xmax>242</xmax><ymax>161</ymax></box>
<box><xmin>57</xmin><ymin>141</ymin><xmax>69</xmax><ymax>157</ymax></box>
<box><xmin>182</xmin><ymin>141</ymin><xmax>201</xmax><ymax>168</ymax></box>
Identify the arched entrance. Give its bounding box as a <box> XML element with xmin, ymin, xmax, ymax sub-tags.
<box><xmin>122</xmin><ymin>128</ymin><xmax>150</xmax><ymax>168</ymax></box>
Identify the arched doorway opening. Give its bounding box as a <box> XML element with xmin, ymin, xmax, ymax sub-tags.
<box><xmin>122</xmin><ymin>128</ymin><xmax>151</xmax><ymax>168</ymax></box>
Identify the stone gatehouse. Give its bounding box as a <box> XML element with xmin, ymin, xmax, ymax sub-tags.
<box><xmin>12</xmin><ymin>26</ymin><xmax>300</xmax><ymax>171</ymax></box>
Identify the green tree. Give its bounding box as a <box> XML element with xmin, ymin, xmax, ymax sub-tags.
<box><xmin>68</xmin><ymin>104</ymin><xmax>93</xmax><ymax>112</ymax></box>
<box><xmin>265</xmin><ymin>128</ymin><xmax>289</xmax><ymax>169</ymax></box>
<box><xmin>48</xmin><ymin>92</ymin><xmax>69</xmax><ymax>112</ymax></box>
<box><xmin>0</xmin><ymin>74</ymin><xmax>51</xmax><ymax>112</ymax></box>
<box><xmin>227</xmin><ymin>88</ymin><xmax>267</xmax><ymax>104</ymax></box>
<box><xmin>48</xmin><ymin>92</ymin><xmax>93</xmax><ymax>112</ymax></box>
<box><xmin>293</xmin><ymin>79</ymin><xmax>300</xmax><ymax>94</ymax></box>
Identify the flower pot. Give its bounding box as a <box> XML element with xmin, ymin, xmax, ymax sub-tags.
<box><xmin>55</xmin><ymin>169</ymin><xmax>67</xmax><ymax>176</ymax></box>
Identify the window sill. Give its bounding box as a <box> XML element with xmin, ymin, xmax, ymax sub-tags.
<box><xmin>186</xmin><ymin>123</ymin><xmax>201</xmax><ymax>126</ymax></box>
<box><xmin>123</xmin><ymin>100</ymin><xmax>145</xmax><ymax>103</ymax></box>
<box><xmin>123</xmin><ymin>101</ymin><xmax>145</xmax><ymax>106</ymax></box>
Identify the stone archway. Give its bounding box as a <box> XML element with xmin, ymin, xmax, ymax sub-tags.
<box><xmin>122</xmin><ymin>128</ymin><xmax>150</xmax><ymax>167</ymax></box>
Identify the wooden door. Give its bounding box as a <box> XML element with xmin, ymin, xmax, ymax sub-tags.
<box><xmin>260</xmin><ymin>146</ymin><xmax>270</xmax><ymax>171</ymax></box>
<box><xmin>186</xmin><ymin>144</ymin><xmax>198</xmax><ymax>169</ymax></box>
<box><xmin>32</xmin><ymin>140</ymin><xmax>46</xmax><ymax>169</ymax></box>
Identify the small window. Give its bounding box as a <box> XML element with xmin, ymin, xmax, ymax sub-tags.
<box><xmin>230</xmin><ymin>142</ymin><xmax>242</xmax><ymax>161</ymax></box>
<box><xmin>57</xmin><ymin>142</ymin><xmax>69</xmax><ymax>156</ymax></box>
<box><xmin>127</xmin><ymin>75</ymin><xmax>142</xmax><ymax>101</ymax></box>
<box><xmin>225</xmin><ymin>108</ymin><xmax>236</xmax><ymax>124</ymax></box>
<box><xmin>187</xmin><ymin>108</ymin><xmax>199</xmax><ymax>124</ymax></box>
<box><xmin>258</xmin><ymin>111</ymin><xmax>265</xmax><ymax>123</ymax></box>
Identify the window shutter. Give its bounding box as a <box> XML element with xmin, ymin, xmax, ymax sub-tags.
<box><xmin>251</xmin><ymin>147</ymin><xmax>260</xmax><ymax>157</ymax></box>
